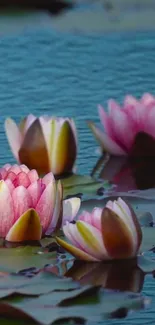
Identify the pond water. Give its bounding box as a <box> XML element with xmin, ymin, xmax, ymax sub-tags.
<box><xmin>0</xmin><ymin>27</ymin><xmax>155</xmax><ymax>324</ymax></box>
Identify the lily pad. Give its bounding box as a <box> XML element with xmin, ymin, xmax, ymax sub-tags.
<box><xmin>0</xmin><ymin>272</ymin><xmax>80</xmax><ymax>298</ymax></box>
<box><xmin>0</xmin><ymin>247</ymin><xmax>56</xmax><ymax>273</ymax></box>
<box><xmin>137</xmin><ymin>255</ymin><xmax>155</xmax><ymax>273</ymax></box>
<box><xmin>140</xmin><ymin>227</ymin><xmax>155</xmax><ymax>252</ymax></box>
<box><xmin>0</xmin><ymin>286</ymin><xmax>148</xmax><ymax>324</ymax></box>
<box><xmin>138</xmin><ymin>212</ymin><xmax>153</xmax><ymax>227</ymax></box>
<box><xmin>61</xmin><ymin>174</ymin><xmax>108</xmax><ymax>199</ymax></box>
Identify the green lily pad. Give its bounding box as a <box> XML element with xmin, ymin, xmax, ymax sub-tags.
<box><xmin>61</xmin><ymin>174</ymin><xmax>108</xmax><ymax>199</ymax></box>
<box><xmin>0</xmin><ymin>247</ymin><xmax>56</xmax><ymax>273</ymax></box>
<box><xmin>0</xmin><ymin>286</ymin><xmax>147</xmax><ymax>324</ymax></box>
<box><xmin>0</xmin><ymin>272</ymin><xmax>80</xmax><ymax>299</ymax></box>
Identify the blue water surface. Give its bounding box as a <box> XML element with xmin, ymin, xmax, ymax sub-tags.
<box><xmin>0</xmin><ymin>26</ymin><xmax>155</xmax><ymax>323</ymax></box>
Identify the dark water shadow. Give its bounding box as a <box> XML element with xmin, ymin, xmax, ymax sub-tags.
<box><xmin>92</xmin><ymin>132</ymin><xmax>155</xmax><ymax>191</ymax></box>
<box><xmin>48</xmin><ymin>258</ymin><xmax>145</xmax><ymax>293</ymax></box>
<box><xmin>64</xmin><ymin>258</ymin><xmax>145</xmax><ymax>293</ymax></box>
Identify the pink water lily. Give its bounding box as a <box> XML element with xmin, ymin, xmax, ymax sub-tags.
<box><xmin>57</xmin><ymin>198</ymin><xmax>142</xmax><ymax>261</ymax></box>
<box><xmin>0</xmin><ymin>164</ymin><xmax>81</xmax><ymax>242</ymax></box>
<box><xmin>89</xmin><ymin>93</ymin><xmax>155</xmax><ymax>155</ymax></box>
<box><xmin>5</xmin><ymin>115</ymin><xmax>77</xmax><ymax>176</ymax></box>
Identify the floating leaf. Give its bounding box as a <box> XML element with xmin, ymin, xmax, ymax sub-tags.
<box><xmin>138</xmin><ymin>212</ymin><xmax>153</xmax><ymax>227</ymax></box>
<box><xmin>0</xmin><ymin>271</ymin><xmax>80</xmax><ymax>298</ymax></box>
<box><xmin>61</xmin><ymin>174</ymin><xmax>107</xmax><ymax>199</ymax></box>
<box><xmin>137</xmin><ymin>256</ymin><xmax>155</xmax><ymax>273</ymax></box>
<box><xmin>0</xmin><ymin>286</ymin><xmax>147</xmax><ymax>324</ymax></box>
<box><xmin>0</xmin><ymin>247</ymin><xmax>56</xmax><ymax>273</ymax></box>
<box><xmin>140</xmin><ymin>228</ymin><xmax>155</xmax><ymax>252</ymax></box>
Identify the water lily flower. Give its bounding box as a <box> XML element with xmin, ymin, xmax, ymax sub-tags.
<box><xmin>0</xmin><ymin>164</ymin><xmax>80</xmax><ymax>242</ymax></box>
<box><xmin>5</xmin><ymin>115</ymin><xmax>77</xmax><ymax>176</ymax></box>
<box><xmin>56</xmin><ymin>198</ymin><xmax>142</xmax><ymax>261</ymax></box>
<box><xmin>88</xmin><ymin>93</ymin><xmax>155</xmax><ymax>156</ymax></box>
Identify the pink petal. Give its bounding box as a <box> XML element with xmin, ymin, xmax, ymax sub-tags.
<box><xmin>106</xmin><ymin>200</ymin><xmax>114</xmax><ymax>210</ymax></box>
<box><xmin>108</xmin><ymin>99</ymin><xmax>121</xmax><ymax>114</ymax></box>
<box><xmin>0</xmin><ymin>168</ymin><xmax>7</xmax><ymax>180</ymax></box>
<box><xmin>63</xmin><ymin>222</ymin><xmax>85</xmax><ymax>249</ymax></box>
<box><xmin>5</xmin><ymin>118</ymin><xmax>22</xmax><ymax>161</ymax></box>
<box><xmin>141</xmin><ymin>93</ymin><xmax>155</xmax><ymax>106</ymax></box>
<box><xmin>124</xmin><ymin>95</ymin><xmax>139</xmax><ymax>107</ymax></box>
<box><xmin>108</xmin><ymin>104</ymin><xmax>135</xmax><ymax>151</ymax></box>
<box><xmin>13</xmin><ymin>172</ymin><xmax>31</xmax><ymax>188</ymax></box>
<box><xmin>6</xmin><ymin>172</ymin><xmax>16</xmax><ymax>182</ymax></box>
<box><xmin>91</xmin><ymin>208</ymin><xmax>102</xmax><ymax>231</ymax></box>
<box><xmin>27</xmin><ymin>181</ymin><xmax>42</xmax><ymax>207</ymax></box>
<box><xmin>144</xmin><ymin>106</ymin><xmax>155</xmax><ymax>139</ymax></box>
<box><xmin>3</xmin><ymin>164</ymin><xmax>12</xmax><ymax>171</ymax></box>
<box><xmin>46</xmin><ymin>180</ymin><xmax>63</xmax><ymax>235</ymax></box>
<box><xmin>98</xmin><ymin>105</ymin><xmax>114</xmax><ymax>138</ymax></box>
<box><xmin>28</xmin><ymin>169</ymin><xmax>39</xmax><ymax>183</ymax></box>
<box><xmin>117</xmin><ymin>197</ymin><xmax>132</xmax><ymax>217</ymax></box>
<box><xmin>42</xmin><ymin>172</ymin><xmax>55</xmax><ymax>186</ymax></box>
<box><xmin>62</xmin><ymin>197</ymin><xmax>81</xmax><ymax>225</ymax></box>
<box><xmin>12</xmin><ymin>186</ymin><xmax>32</xmax><ymax>221</ymax></box>
<box><xmin>78</xmin><ymin>208</ymin><xmax>102</xmax><ymax>231</ymax></box>
<box><xmin>78</xmin><ymin>211</ymin><xmax>92</xmax><ymax>224</ymax></box>
<box><xmin>5</xmin><ymin>179</ymin><xmax>15</xmax><ymax>194</ymax></box>
<box><xmin>0</xmin><ymin>181</ymin><xmax>15</xmax><ymax>237</ymax></box>
<box><xmin>8</xmin><ymin>165</ymin><xmax>22</xmax><ymax>175</ymax></box>
<box><xmin>88</xmin><ymin>122</ymin><xmax>126</xmax><ymax>155</ymax></box>
<box><xmin>36</xmin><ymin>181</ymin><xmax>56</xmax><ymax>234</ymax></box>
<box><xmin>123</xmin><ymin>97</ymin><xmax>148</xmax><ymax>131</ymax></box>
<box><xmin>20</xmin><ymin>165</ymin><xmax>30</xmax><ymax>173</ymax></box>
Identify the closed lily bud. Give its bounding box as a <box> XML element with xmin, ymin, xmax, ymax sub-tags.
<box><xmin>56</xmin><ymin>197</ymin><xmax>142</xmax><ymax>261</ymax></box>
<box><xmin>5</xmin><ymin>115</ymin><xmax>77</xmax><ymax>176</ymax></box>
<box><xmin>0</xmin><ymin>164</ymin><xmax>81</xmax><ymax>242</ymax></box>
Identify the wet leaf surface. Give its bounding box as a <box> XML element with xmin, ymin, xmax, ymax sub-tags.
<box><xmin>0</xmin><ymin>247</ymin><xmax>56</xmax><ymax>273</ymax></box>
<box><xmin>61</xmin><ymin>174</ymin><xmax>108</xmax><ymax>199</ymax></box>
<box><xmin>0</xmin><ymin>272</ymin><xmax>80</xmax><ymax>298</ymax></box>
<box><xmin>0</xmin><ymin>287</ymin><xmax>148</xmax><ymax>325</ymax></box>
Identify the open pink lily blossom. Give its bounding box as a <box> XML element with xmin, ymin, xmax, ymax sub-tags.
<box><xmin>0</xmin><ymin>164</ymin><xmax>80</xmax><ymax>242</ymax></box>
<box><xmin>89</xmin><ymin>93</ymin><xmax>155</xmax><ymax>155</ymax></box>
<box><xmin>5</xmin><ymin>115</ymin><xmax>77</xmax><ymax>176</ymax></box>
<box><xmin>57</xmin><ymin>198</ymin><xmax>142</xmax><ymax>261</ymax></box>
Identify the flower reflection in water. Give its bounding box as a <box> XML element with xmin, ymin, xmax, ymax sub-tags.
<box><xmin>64</xmin><ymin>259</ymin><xmax>145</xmax><ymax>293</ymax></box>
<box><xmin>47</xmin><ymin>258</ymin><xmax>145</xmax><ymax>293</ymax></box>
<box><xmin>92</xmin><ymin>132</ymin><xmax>155</xmax><ymax>191</ymax></box>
